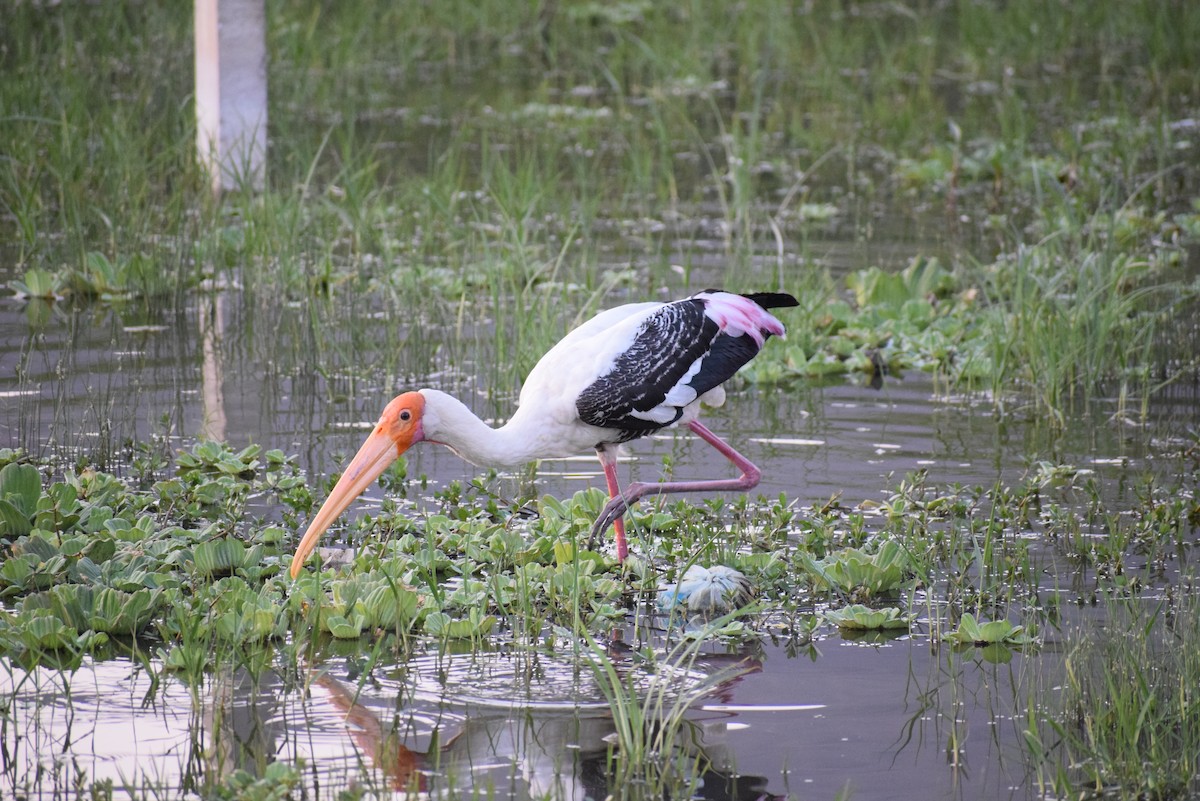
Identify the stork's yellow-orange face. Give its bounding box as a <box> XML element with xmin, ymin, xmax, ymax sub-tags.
<box><xmin>288</xmin><ymin>392</ymin><xmax>425</xmax><ymax>578</ymax></box>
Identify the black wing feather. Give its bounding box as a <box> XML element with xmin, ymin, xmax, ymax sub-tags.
<box><xmin>681</xmin><ymin>332</ymin><xmax>761</xmax><ymax>400</ymax></box>
<box><xmin>575</xmin><ymin>293</ymin><xmax>788</xmax><ymax>443</ymax></box>
<box><xmin>576</xmin><ymin>299</ymin><xmax>716</xmax><ymax>439</ymax></box>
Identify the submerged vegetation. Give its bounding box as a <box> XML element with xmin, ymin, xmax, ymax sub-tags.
<box><xmin>2</xmin><ymin>0</ymin><xmax>1200</xmax><ymax>799</ymax></box>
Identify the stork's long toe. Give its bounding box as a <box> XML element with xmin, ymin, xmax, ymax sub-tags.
<box><xmin>588</xmin><ymin>497</ymin><xmax>630</xmax><ymax>550</ymax></box>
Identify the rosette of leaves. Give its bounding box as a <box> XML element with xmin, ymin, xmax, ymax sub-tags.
<box><xmin>945</xmin><ymin>613</ymin><xmax>1035</xmax><ymax>664</ymax></box>
<box><xmin>946</xmin><ymin>613</ymin><xmax>1034</xmax><ymax>647</ymax></box>
<box><xmin>191</xmin><ymin>538</ymin><xmax>263</xmax><ymax>579</ymax></box>
<box><xmin>824</xmin><ymin>604</ymin><xmax>914</xmax><ymax>630</ymax></box>
<box><xmin>176</xmin><ymin>441</ymin><xmax>263</xmax><ymax>479</ymax></box>
<box><xmin>17</xmin><ymin>608</ymin><xmax>79</xmax><ymax>651</ymax></box>
<box><xmin>10</xmin><ymin>585</ymin><xmax>163</xmax><ymax>653</ymax></box>
<box><xmin>657</xmin><ymin>565</ymin><xmax>753</xmax><ymax>615</ymax></box>
<box><xmin>1</xmin><ymin>533</ymin><xmax>71</xmax><ymax>595</ymax></box>
<box><xmin>65</xmin><ymin>251</ymin><xmax>171</xmax><ymax>300</ymax></box>
<box><xmin>208</xmin><ymin>577</ymin><xmax>286</xmax><ymax>643</ymax></box>
<box><xmin>0</xmin><ymin>462</ymin><xmax>42</xmax><ymax>539</ymax></box>
<box><xmin>423</xmin><ymin>608</ymin><xmax>497</xmax><ymax>639</ymax></box>
<box><xmin>320</xmin><ymin>572</ymin><xmax>422</xmax><ymax>638</ymax></box>
<box><xmin>803</xmin><ymin>540</ymin><xmax>911</xmax><ymax>599</ymax></box>
<box><xmin>8</xmin><ymin>268</ymin><xmax>65</xmax><ymax>300</ymax></box>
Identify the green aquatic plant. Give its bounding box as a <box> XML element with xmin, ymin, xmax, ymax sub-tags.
<box><xmin>824</xmin><ymin>604</ymin><xmax>914</xmax><ymax>631</ymax></box>
<box><xmin>1034</xmin><ymin>600</ymin><xmax>1200</xmax><ymax>800</ymax></box>
<box><xmin>176</xmin><ymin>442</ymin><xmax>264</xmax><ymax>479</ymax></box>
<box><xmin>7</xmin><ymin>268</ymin><xmax>64</xmax><ymax>300</ymax></box>
<box><xmin>3</xmin><ymin>585</ymin><xmax>163</xmax><ymax>656</ymax></box>
<box><xmin>64</xmin><ymin>251</ymin><xmax>179</xmax><ymax>300</ymax></box>
<box><xmin>585</xmin><ymin>619</ymin><xmax>757</xmax><ymax>798</ymax></box>
<box><xmin>0</xmin><ymin>462</ymin><xmax>42</xmax><ymax>538</ymax></box>
<box><xmin>209</xmin><ymin>761</ymin><xmax>301</xmax><ymax>801</ymax></box>
<box><xmin>945</xmin><ymin>613</ymin><xmax>1034</xmax><ymax>648</ymax></box>
<box><xmin>803</xmin><ymin>540</ymin><xmax>912</xmax><ymax>600</ymax></box>
<box><xmin>207</xmin><ymin>578</ymin><xmax>287</xmax><ymax>644</ymax></box>
<box><xmin>190</xmin><ymin>538</ymin><xmax>262</xmax><ymax>579</ymax></box>
<box><xmin>316</xmin><ymin>569</ymin><xmax>423</xmax><ymax>639</ymax></box>
<box><xmin>423</xmin><ymin>608</ymin><xmax>497</xmax><ymax>640</ymax></box>
<box><xmin>657</xmin><ymin>564</ymin><xmax>753</xmax><ymax>615</ymax></box>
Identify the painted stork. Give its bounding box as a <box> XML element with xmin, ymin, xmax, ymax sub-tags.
<box><xmin>289</xmin><ymin>289</ymin><xmax>798</xmax><ymax>577</ymax></box>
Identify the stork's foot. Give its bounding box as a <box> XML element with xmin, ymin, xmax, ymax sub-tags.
<box><xmin>587</xmin><ymin>495</ymin><xmax>633</xmax><ymax>561</ymax></box>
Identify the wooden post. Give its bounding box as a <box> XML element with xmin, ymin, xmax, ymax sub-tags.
<box><xmin>195</xmin><ymin>0</ymin><xmax>267</xmax><ymax>193</ymax></box>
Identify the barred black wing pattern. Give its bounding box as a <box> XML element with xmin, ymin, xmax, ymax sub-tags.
<box><xmin>575</xmin><ymin>299</ymin><xmax>715</xmax><ymax>440</ymax></box>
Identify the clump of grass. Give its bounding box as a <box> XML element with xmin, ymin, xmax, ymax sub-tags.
<box><xmin>972</xmin><ymin>214</ymin><xmax>1182</xmax><ymax>423</ymax></box>
<box><xmin>585</xmin><ymin>620</ymin><xmax>756</xmax><ymax>799</ymax></box>
<box><xmin>1031</xmin><ymin>598</ymin><xmax>1200</xmax><ymax>800</ymax></box>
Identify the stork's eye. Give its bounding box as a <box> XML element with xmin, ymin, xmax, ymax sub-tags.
<box><xmin>399</xmin><ymin>410</ymin><xmax>412</xmax><ymax>421</ymax></box>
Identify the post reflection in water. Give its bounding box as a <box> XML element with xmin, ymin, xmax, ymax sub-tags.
<box><xmin>198</xmin><ymin>291</ymin><xmax>228</xmax><ymax>443</ymax></box>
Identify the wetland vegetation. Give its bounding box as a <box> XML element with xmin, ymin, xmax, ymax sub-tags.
<box><xmin>2</xmin><ymin>1</ymin><xmax>1200</xmax><ymax>799</ymax></box>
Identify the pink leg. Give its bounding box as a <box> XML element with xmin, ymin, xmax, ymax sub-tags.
<box><xmin>588</xmin><ymin>421</ymin><xmax>763</xmax><ymax>561</ymax></box>
<box><xmin>596</xmin><ymin>446</ymin><xmax>629</xmax><ymax>562</ymax></box>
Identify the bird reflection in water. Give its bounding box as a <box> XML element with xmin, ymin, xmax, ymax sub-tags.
<box><xmin>309</xmin><ymin>652</ymin><xmax>784</xmax><ymax>801</ymax></box>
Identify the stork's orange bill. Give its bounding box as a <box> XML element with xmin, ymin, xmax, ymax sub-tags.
<box><xmin>289</xmin><ymin>393</ymin><xmax>425</xmax><ymax>578</ymax></box>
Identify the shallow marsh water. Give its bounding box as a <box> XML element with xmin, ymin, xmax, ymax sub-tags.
<box><xmin>1</xmin><ymin>284</ymin><xmax>1194</xmax><ymax>800</ymax></box>
<box><xmin>3</xmin><ymin>3</ymin><xmax>1200</xmax><ymax>798</ymax></box>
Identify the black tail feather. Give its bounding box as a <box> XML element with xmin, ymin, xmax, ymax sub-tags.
<box><xmin>740</xmin><ymin>291</ymin><xmax>799</xmax><ymax>309</ymax></box>
<box><xmin>698</xmin><ymin>288</ymin><xmax>799</xmax><ymax>309</ymax></box>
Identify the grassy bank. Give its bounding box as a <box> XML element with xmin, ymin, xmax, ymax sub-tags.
<box><xmin>3</xmin><ymin>1</ymin><xmax>1199</xmax><ymax>418</ymax></box>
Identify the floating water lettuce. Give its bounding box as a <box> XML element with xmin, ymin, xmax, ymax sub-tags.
<box><xmin>946</xmin><ymin>613</ymin><xmax>1034</xmax><ymax>647</ymax></box>
<box><xmin>191</xmin><ymin>538</ymin><xmax>262</xmax><ymax>579</ymax></box>
<box><xmin>803</xmin><ymin>540</ymin><xmax>911</xmax><ymax>598</ymax></box>
<box><xmin>0</xmin><ymin>461</ymin><xmax>42</xmax><ymax>538</ymax></box>
<box><xmin>318</xmin><ymin>571</ymin><xmax>423</xmax><ymax>638</ymax></box>
<box><xmin>209</xmin><ymin>578</ymin><xmax>286</xmax><ymax>643</ymax></box>
<box><xmin>176</xmin><ymin>441</ymin><xmax>263</xmax><ymax>479</ymax></box>
<box><xmin>8</xmin><ymin>268</ymin><xmax>65</xmax><ymax>300</ymax></box>
<box><xmin>424</xmin><ymin>608</ymin><xmax>497</xmax><ymax>639</ymax></box>
<box><xmin>824</xmin><ymin>604</ymin><xmax>914</xmax><ymax>630</ymax></box>
<box><xmin>7</xmin><ymin>585</ymin><xmax>163</xmax><ymax>655</ymax></box>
